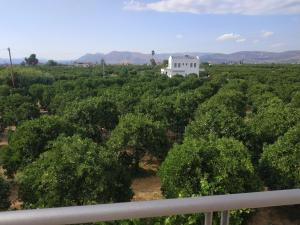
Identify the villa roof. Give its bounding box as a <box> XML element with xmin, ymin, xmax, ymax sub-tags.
<box><xmin>170</xmin><ymin>55</ymin><xmax>198</xmax><ymax>60</ymax></box>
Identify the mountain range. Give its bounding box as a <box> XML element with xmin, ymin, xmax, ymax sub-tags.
<box><xmin>76</xmin><ymin>50</ymin><xmax>300</xmax><ymax>64</ymax></box>
<box><xmin>1</xmin><ymin>50</ymin><xmax>300</xmax><ymax>65</ymax></box>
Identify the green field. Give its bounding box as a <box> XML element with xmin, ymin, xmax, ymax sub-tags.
<box><xmin>0</xmin><ymin>64</ymin><xmax>300</xmax><ymax>224</ymax></box>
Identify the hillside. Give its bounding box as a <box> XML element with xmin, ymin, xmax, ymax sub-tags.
<box><xmin>76</xmin><ymin>50</ymin><xmax>300</xmax><ymax>64</ymax></box>
<box><xmin>2</xmin><ymin>51</ymin><xmax>299</xmax><ymax>65</ymax></box>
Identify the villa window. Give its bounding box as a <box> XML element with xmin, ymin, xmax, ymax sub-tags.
<box><xmin>190</xmin><ymin>63</ymin><xmax>193</xmax><ymax>67</ymax></box>
<box><xmin>174</xmin><ymin>63</ymin><xmax>177</xmax><ymax>68</ymax></box>
<box><xmin>194</xmin><ymin>63</ymin><xmax>196</xmax><ymax>67</ymax></box>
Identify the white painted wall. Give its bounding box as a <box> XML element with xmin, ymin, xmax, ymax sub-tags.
<box><xmin>161</xmin><ymin>55</ymin><xmax>200</xmax><ymax>77</ymax></box>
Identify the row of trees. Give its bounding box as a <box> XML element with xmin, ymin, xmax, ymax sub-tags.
<box><xmin>22</xmin><ymin>54</ymin><xmax>58</xmax><ymax>66</ymax></box>
<box><xmin>0</xmin><ymin>64</ymin><xmax>299</xmax><ymax>225</ymax></box>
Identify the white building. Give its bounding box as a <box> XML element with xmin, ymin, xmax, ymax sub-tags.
<box><xmin>161</xmin><ymin>55</ymin><xmax>200</xmax><ymax>77</ymax></box>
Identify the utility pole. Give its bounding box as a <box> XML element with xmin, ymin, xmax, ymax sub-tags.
<box><xmin>7</xmin><ymin>47</ymin><xmax>15</xmax><ymax>88</ymax></box>
<box><xmin>102</xmin><ymin>61</ymin><xmax>104</xmax><ymax>76</ymax></box>
<box><xmin>101</xmin><ymin>58</ymin><xmax>105</xmax><ymax>76</ymax></box>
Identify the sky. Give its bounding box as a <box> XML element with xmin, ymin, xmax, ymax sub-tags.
<box><xmin>0</xmin><ymin>0</ymin><xmax>300</xmax><ymax>60</ymax></box>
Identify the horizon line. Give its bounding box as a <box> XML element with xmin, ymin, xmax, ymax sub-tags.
<box><xmin>1</xmin><ymin>49</ymin><xmax>300</xmax><ymax>61</ymax></box>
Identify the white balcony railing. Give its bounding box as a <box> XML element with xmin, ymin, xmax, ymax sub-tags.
<box><xmin>0</xmin><ymin>189</ymin><xmax>299</xmax><ymax>225</ymax></box>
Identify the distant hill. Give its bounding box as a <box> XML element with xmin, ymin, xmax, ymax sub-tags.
<box><xmin>0</xmin><ymin>58</ymin><xmax>49</xmax><ymax>65</ymax></box>
<box><xmin>0</xmin><ymin>58</ymin><xmax>24</xmax><ymax>64</ymax></box>
<box><xmin>77</xmin><ymin>51</ymin><xmax>300</xmax><ymax>64</ymax></box>
<box><xmin>201</xmin><ymin>51</ymin><xmax>300</xmax><ymax>64</ymax></box>
<box><xmin>76</xmin><ymin>51</ymin><xmax>212</xmax><ymax>64</ymax></box>
<box><xmin>1</xmin><ymin>50</ymin><xmax>300</xmax><ymax>65</ymax></box>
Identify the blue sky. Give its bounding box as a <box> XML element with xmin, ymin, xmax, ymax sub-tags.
<box><xmin>0</xmin><ymin>0</ymin><xmax>300</xmax><ymax>60</ymax></box>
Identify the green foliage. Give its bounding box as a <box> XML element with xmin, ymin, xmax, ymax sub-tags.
<box><xmin>248</xmin><ymin>98</ymin><xmax>300</xmax><ymax>145</ymax></box>
<box><xmin>150</xmin><ymin>58</ymin><xmax>157</xmax><ymax>66</ymax></box>
<box><xmin>159</xmin><ymin>136</ymin><xmax>261</xmax><ymax>198</ymax></box>
<box><xmin>290</xmin><ymin>91</ymin><xmax>300</xmax><ymax>108</ymax></box>
<box><xmin>107</xmin><ymin>113</ymin><xmax>169</xmax><ymax>170</ymax></box>
<box><xmin>46</xmin><ymin>60</ymin><xmax>58</xmax><ymax>66</ymax></box>
<box><xmin>0</xmin><ymin>85</ymin><xmax>10</xmax><ymax>96</ymax></box>
<box><xmin>249</xmin><ymin>92</ymin><xmax>277</xmax><ymax>112</ymax></box>
<box><xmin>28</xmin><ymin>84</ymin><xmax>45</xmax><ymax>102</ymax></box>
<box><xmin>0</xmin><ymin>63</ymin><xmax>299</xmax><ymax>224</ymax></box>
<box><xmin>63</xmin><ymin>97</ymin><xmax>119</xmax><ymax>142</ymax></box>
<box><xmin>25</xmin><ymin>54</ymin><xmax>39</xmax><ymax>66</ymax></box>
<box><xmin>1</xmin><ymin>115</ymin><xmax>76</xmax><ymax>176</ymax></box>
<box><xmin>159</xmin><ymin>136</ymin><xmax>261</xmax><ymax>225</ymax></box>
<box><xmin>162</xmin><ymin>59</ymin><xmax>168</xmax><ymax>66</ymax></box>
<box><xmin>0</xmin><ymin>117</ymin><xmax>4</xmax><ymax>133</ymax></box>
<box><xmin>135</xmin><ymin>84</ymin><xmax>212</xmax><ymax>138</ymax></box>
<box><xmin>259</xmin><ymin>123</ymin><xmax>300</xmax><ymax>189</ymax></box>
<box><xmin>0</xmin><ymin>93</ymin><xmax>39</xmax><ymax>127</ymax></box>
<box><xmin>0</xmin><ymin>176</ymin><xmax>10</xmax><ymax>210</ymax></box>
<box><xmin>17</xmin><ymin>135</ymin><xmax>132</xmax><ymax>208</ymax></box>
<box><xmin>186</xmin><ymin>104</ymin><xmax>248</xmax><ymax>141</ymax></box>
<box><xmin>0</xmin><ymin>67</ymin><xmax>43</xmax><ymax>78</ymax></box>
<box><xmin>0</xmin><ymin>66</ymin><xmax>54</xmax><ymax>88</ymax></box>
<box><xmin>196</xmin><ymin>87</ymin><xmax>247</xmax><ymax>117</ymax></box>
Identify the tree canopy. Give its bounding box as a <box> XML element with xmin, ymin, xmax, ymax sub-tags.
<box><xmin>17</xmin><ymin>135</ymin><xmax>132</xmax><ymax>208</ymax></box>
<box><xmin>107</xmin><ymin>113</ymin><xmax>169</xmax><ymax>170</ymax></box>
<box><xmin>248</xmin><ymin>98</ymin><xmax>300</xmax><ymax>146</ymax></box>
<box><xmin>0</xmin><ymin>63</ymin><xmax>299</xmax><ymax>224</ymax></box>
<box><xmin>0</xmin><ymin>94</ymin><xmax>39</xmax><ymax>127</ymax></box>
<box><xmin>46</xmin><ymin>60</ymin><xmax>58</xmax><ymax>66</ymax></box>
<box><xmin>185</xmin><ymin>104</ymin><xmax>248</xmax><ymax>142</ymax></box>
<box><xmin>159</xmin><ymin>136</ymin><xmax>262</xmax><ymax>198</ymax></box>
<box><xmin>0</xmin><ymin>176</ymin><xmax>10</xmax><ymax>211</ymax></box>
<box><xmin>1</xmin><ymin>115</ymin><xmax>76</xmax><ymax>176</ymax></box>
<box><xmin>259</xmin><ymin>123</ymin><xmax>300</xmax><ymax>190</ymax></box>
<box><xmin>24</xmin><ymin>54</ymin><xmax>39</xmax><ymax>66</ymax></box>
<box><xmin>62</xmin><ymin>97</ymin><xmax>119</xmax><ymax>142</ymax></box>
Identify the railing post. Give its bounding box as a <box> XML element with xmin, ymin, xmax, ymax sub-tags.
<box><xmin>204</xmin><ymin>212</ymin><xmax>213</xmax><ymax>225</ymax></box>
<box><xmin>220</xmin><ymin>211</ymin><xmax>230</xmax><ymax>225</ymax></box>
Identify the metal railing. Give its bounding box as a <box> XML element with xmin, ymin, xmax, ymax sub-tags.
<box><xmin>0</xmin><ymin>189</ymin><xmax>299</xmax><ymax>225</ymax></box>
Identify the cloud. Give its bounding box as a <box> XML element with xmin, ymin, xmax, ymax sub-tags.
<box><xmin>253</xmin><ymin>39</ymin><xmax>260</xmax><ymax>44</ymax></box>
<box><xmin>262</xmin><ymin>30</ymin><xmax>274</xmax><ymax>38</ymax></box>
<box><xmin>216</xmin><ymin>33</ymin><xmax>246</xmax><ymax>43</ymax></box>
<box><xmin>176</xmin><ymin>34</ymin><xmax>183</xmax><ymax>39</ymax></box>
<box><xmin>124</xmin><ymin>0</ymin><xmax>300</xmax><ymax>15</ymax></box>
<box><xmin>236</xmin><ymin>38</ymin><xmax>246</xmax><ymax>43</ymax></box>
<box><xmin>124</xmin><ymin>0</ymin><xmax>145</xmax><ymax>11</ymax></box>
<box><xmin>217</xmin><ymin>33</ymin><xmax>241</xmax><ymax>41</ymax></box>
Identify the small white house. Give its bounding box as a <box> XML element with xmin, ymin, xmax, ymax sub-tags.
<box><xmin>161</xmin><ymin>55</ymin><xmax>200</xmax><ymax>77</ymax></box>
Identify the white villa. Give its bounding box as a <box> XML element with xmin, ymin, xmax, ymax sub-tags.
<box><xmin>161</xmin><ymin>55</ymin><xmax>200</xmax><ymax>77</ymax></box>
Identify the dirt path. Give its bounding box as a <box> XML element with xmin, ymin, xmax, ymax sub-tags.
<box><xmin>132</xmin><ymin>176</ymin><xmax>162</xmax><ymax>201</ymax></box>
<box><xmin>0</xmin><ymin>129</ymin><xmax>8</xmax><ymax>146</ymax></box>
<box><xmin>131</xmin><ymin>155</ymin><xmax>163</xmax><ymax>201</ymax></box>
<box><xmin>0</xmin><ymin>126</ymin><xmax>15</xmax><ymax>147</ymax></box>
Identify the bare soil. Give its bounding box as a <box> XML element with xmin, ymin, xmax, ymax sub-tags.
<box><xmin>131</xmin><ymin>155</ymin><xmax>163</xmax><ymax>201</ymax></box>
<box><xmin>0</xmin><ymin>126</ymin><xmax>15</xmax><ymax>147</ymax></box>
<box><xmin>131</xmin><ymin>176</ymin><xmax>163</xmax><ymax>201</ymax></box>
<box><xmin>0</xmin><ymin>129</ymin><xmax>8</xmax><ymax>146</ymax></box>
<box><xmin>9</xmin><ymin>183</ymin><xmax>22</xmax><ymax>210</ymax></box>
<box><xmin>247</xmin><ymin>206</ymin><xmax>300</xmax><ymax>225</ymax></box>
